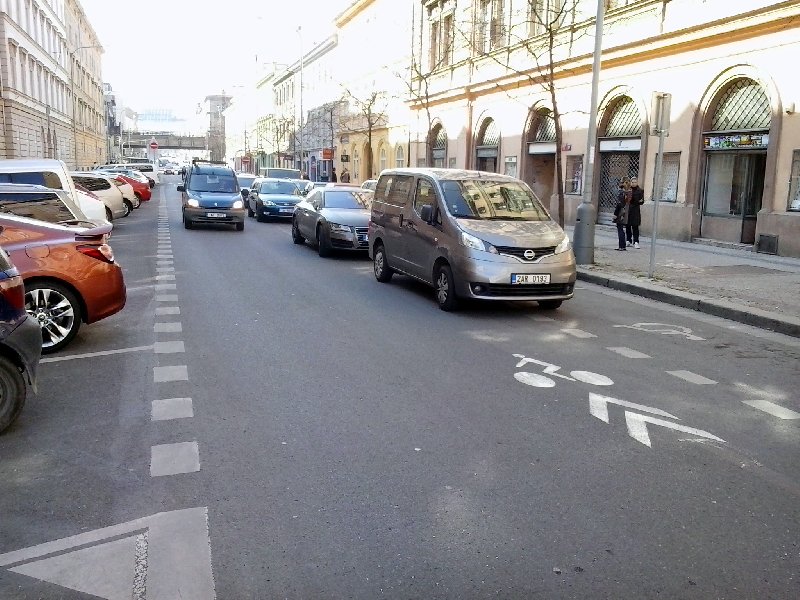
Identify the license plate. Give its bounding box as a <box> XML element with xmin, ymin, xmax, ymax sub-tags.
<box><xmin>279</xmin><ymin>208</ymin><xmax>294</xmax><ymax>213</ymax></box>
<box><xmin>206</xmin><ymin>212</ymin><xmax>226</xmax><ymax>218</ymax></box>
<box><xmin>512</xmin><ymin>273</ymin><xmax>550</xmax><ymax>284</ymax></box>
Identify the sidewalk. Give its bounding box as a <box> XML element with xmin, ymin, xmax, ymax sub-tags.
<box><xmin>565</xmin><ymin>225</ymin><xmax>800</xmax><ymax>338</ymax></box>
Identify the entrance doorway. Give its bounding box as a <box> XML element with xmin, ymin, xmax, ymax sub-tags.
<box><xmin>524</xmin><ymin>108</ymin><xmax>557</xmax><ymax>205</ymax></box>
<box><xmin>475</xmin><ymin>117</ymin><xmax>499</xmax><ymax>172</ymax></box>
<box><xmin>599</xmin><ymin>151</ymin><xmax>640</xmax><ymax>222</ymax></box>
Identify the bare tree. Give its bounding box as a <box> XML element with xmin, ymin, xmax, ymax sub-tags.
<box><xmin>339</xmin><ymin>89</ymin><xmax>388</xmax><ymax>179</ymax></box>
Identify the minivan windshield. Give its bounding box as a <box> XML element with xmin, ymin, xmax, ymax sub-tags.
<box><xmin>189</xmin><ymin>173</ymin><xmax>238</xmax><ymax>193</ymax></box>
<box><xmin>441</xmin><ymin>179</ymin><xmax>550</xmax><ymax>221</ymax></box>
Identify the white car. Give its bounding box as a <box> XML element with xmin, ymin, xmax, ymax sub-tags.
<box><xmin>71</xmin><ymin>172</ymin><xmax>130</xmax><ymax>220</ymax></box>
<box><xmin>74</xmin><ymin>189</ymin><xmax>111</xmax><ymax>225</ymax></box>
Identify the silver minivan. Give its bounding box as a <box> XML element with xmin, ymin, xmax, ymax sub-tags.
<box><xmin>368</xmin><ymin>168</ymin><xmax>576</xmax><ymax>311</ymax></box>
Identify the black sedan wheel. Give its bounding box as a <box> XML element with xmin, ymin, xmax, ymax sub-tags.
<box><xmin>292</xmin><ymin>218</ymin><xmax>305</xmax><ymax>244</ymax></box>
<box><xmin>0</xmin><ymin>355</ymin><xmax>26</xmax><ymax>433</ymax></box>
<box><xmin>25</xmin><ymin>281</ymin><xmax>82</xmax><ymax>353</ymax></box>
<box><xmin>317</xmin><ymin>225</ymin><xmax>332</xmax><ymax>257</ymax></box>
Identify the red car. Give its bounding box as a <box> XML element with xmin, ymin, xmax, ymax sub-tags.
<box><xmin>0</xmin><ymin>213</ymin><xmax>126</xmax><ymax>353</ymax></box>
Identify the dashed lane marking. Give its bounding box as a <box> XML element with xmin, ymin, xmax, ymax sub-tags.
<box><xmin>156</xmin><ymin>306</ymin><xmax>180</xmax><ymax>316</ymax></box>
<box><xmin>153</xmin><ymin>365</ymin><xmax>188</xmax><ymax>382</ymax></box>
<box><xmin>156</xmin><ymin>274</ymin><xmax>176</xmax><ymax>281</ymax></box>
<box><xmin>41</xmin><ymin>345</ymin><xmax>153</xmax><ymax>363</ymax></box>
<box><xmin>742</xmin><ymin>400</ymin><xmax>800</xmax><ymax>420</ymax></box>
<box><xmin>156</xmin><ymin>294</ymin><xmax>179</xmax><ymax>302</ymax></box>
<box><xmin>561</xmin><ymin>328</ymin><xmax>597</xmax><ymax>339</ymax></box>
<box><xmin>152</xmin><ymin>398</ymin><xmax>193</xmax><ymax>421</ymax></box>
<box><xmin>150</xmin><ymin>441</ymin><xmax>200</xmax><ymax>476</ymax></box>
<box><xmin>155</xmin><ymin>283</ymin><xmax>176</xmax><ymax>291</ymax></box>
<box><xmin>154</xmin><ymin>341</ymin><xmax>185</xmax><ymax>353</ymax></box>
<box><xmin>666</xmin><ymin>370</ymin><xmax>717</xmax><ymax>385</ymax></box>
<box><xmin>607</xmin><ymin>346</ymin><xmax>651</xmax><ymax>359</ymax></box>
<box><xmin>157</xmin><ymin>267</ymin><xmax>175</xmax><ymax>273</ymax></box>
<box><xmin>154</xmin><ymin>322</ymin><xmax>182</xmax><ymax>333</ymax></box>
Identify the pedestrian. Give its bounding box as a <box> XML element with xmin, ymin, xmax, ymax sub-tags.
<box><xmin>340</xmin><ymin>168</ymin><xmax>350</xmax><ymax>183</ymax></box>
<box><xmin>626</xmin><ymin>176</ymin><xmax>644</xmax><ymax>249</ymax></box>
<box><xmin>613</xmin><ymin>177</ymin><xmax>631</xmax><ymax>251</ymax></box>
<box><xmin>330</xmin><ymin>167</ymin><xmax>338</xmax><ymax>183</ymax></box>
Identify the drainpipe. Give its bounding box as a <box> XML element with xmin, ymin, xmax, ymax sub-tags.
<box><xmin>465</xmin><ymin>94</ymin><xmax>474</xmax><ymax>170</ymax></box>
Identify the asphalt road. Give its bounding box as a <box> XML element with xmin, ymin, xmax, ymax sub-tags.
<box><xmin>0</xmin><ymin>177</ymin><xmax>798</xmax><ymax>599</ymax></box>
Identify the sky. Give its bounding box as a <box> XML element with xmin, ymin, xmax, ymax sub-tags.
<box><xmin>80</xmin><ymin>0</ymin><xmax>349</xmax><ymax>118</ymax></box>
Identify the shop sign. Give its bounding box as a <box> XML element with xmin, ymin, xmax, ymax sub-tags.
<box><xmin>704</xmin><ymin>133</ymin><xmax>769</xmax><ymax>150</ymax></box>
<box><xmin>322</xmin><ymin>148</ymin><xmax>334</xmax><ymax>160</ymax></box>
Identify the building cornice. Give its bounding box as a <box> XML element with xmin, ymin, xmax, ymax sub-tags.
<box><xmin>335</xmin><ymin>0</ymin><xmax>374</xmax><ymax>28</ymax></box>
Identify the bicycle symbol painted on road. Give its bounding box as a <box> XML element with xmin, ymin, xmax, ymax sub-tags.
<box><xmin>512</xmin><ymin>354</ymin><xmax>614</xmax><ymax>388</ymax></box>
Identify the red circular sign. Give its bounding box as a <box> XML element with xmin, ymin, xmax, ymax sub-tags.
<box><xmin>149</xmin><ymin>141</ymin><xmax>158</xmax><ymax>150</ymax></box>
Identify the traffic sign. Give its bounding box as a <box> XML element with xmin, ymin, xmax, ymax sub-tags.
<box><xmin>149</xmin><ymin>140</ymin><xmax>159</xmax><ymax>150</ymax></box>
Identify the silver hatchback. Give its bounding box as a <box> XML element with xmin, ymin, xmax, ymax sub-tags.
<box><xmin>368</xmin><ymin>168</ymin><xmax>576</xmax><ymax>311</ymax></box>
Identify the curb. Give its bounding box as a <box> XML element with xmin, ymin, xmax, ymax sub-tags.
<box><xmin>577</xmin><ymin>270</ymin><xmax>800</xmax><ymax>339</ymax></box>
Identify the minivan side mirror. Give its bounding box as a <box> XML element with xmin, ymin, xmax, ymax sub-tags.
<box><xmin>177</xmin><ymin>185</ymin><xmax>185</xmax><ymax>192</ymax></box>
<box><xmin>419</xmin><ymin>204</ymin><xmax>434</xmax><ymax>223</ymax></box>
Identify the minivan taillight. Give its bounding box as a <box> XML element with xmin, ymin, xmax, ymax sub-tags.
<box><xmin>78</xmin><ymin>243</ymin><xmax>115</xmax><ymax>263</ymax></box>
<box><xmin>0</xmin><ymin>274</ymin><xmax>25</xmax><ymax>311</ymax></box>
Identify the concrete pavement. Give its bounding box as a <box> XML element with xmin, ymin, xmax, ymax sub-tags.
<box><xmin>567</xmin><ymin>225</ymin><xmax>800</xmax><ymax>338</ymax></box>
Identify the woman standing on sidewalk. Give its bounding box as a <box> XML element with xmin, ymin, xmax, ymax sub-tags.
<box><xmin>626</xmin><ymin>176</ymin><xmax>645</xmax><ymax>248</ymax></box>
<box><xmin>613</xmin><ymin>178</ymin><xmax>631</xmax><ymax>250</ymax></box>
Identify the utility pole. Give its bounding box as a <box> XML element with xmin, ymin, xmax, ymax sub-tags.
<box><xmin>571</xmin><ymin>0</ymin><xmax>605</xmax><ymax>264</ymax></box>
<box><xmin>298</xmin><ymin>26</ymin><xmax>304</xmax><ymax>175</ymax></box>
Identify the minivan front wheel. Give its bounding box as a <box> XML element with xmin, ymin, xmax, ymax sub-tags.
<box><xmin>373</xmin><ymin>244</ymin><xmax>393</xmax><ymax>282</ymax></box>
<box><xmin>435</xmin><ymin>263</ymin><xmax>459</xmax><ymax>311</ymax></box>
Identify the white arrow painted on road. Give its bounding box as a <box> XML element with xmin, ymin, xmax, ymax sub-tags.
<box><xmin>0</xmin><ymin>507</ymin><xmax>215</xmax><ymax>599</ymax></box>
<box><xmin>588</xmin><ymin>393</ymin><xmax>679</xmax><ymax>423</ymax></box>
<box><xmin>624</xmin><ymin>411</ymin><xmax>725</xmax><ymax>447</ymax></box>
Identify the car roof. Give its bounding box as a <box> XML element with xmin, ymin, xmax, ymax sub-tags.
<box><xmin>379</xmin><ymin>168</ymin><xmax>521</xmax><ymax>182</ymax></box>
<box><xmin>0</xmin><ymin>159</ymin><xmax>67</xmax><ymax>169</ymax></box>
<box><xmin>70</xmin><ymin>172</ymin><xmax>111</xmax><ymax>179</ymax></box>
<box><xmin>191</xmin><ymin>164</ymin><xmax>235</xmax><ymax>175</ymax></box>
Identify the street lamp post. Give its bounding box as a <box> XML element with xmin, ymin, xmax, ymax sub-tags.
<box><xmin>298</xmin><ymin>26</ymin><xmax>304</xmax><ymax>175</ymax></box>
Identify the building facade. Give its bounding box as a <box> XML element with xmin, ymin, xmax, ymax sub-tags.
<box><xmin>411</xmin><ymin>0</ymin><xmax>800</xmax><ymax>256</ymax></box>
<box><xmin>0</xmin><ymin>0</ymin><xmax>106</xmax><ymax>168</ymax></box>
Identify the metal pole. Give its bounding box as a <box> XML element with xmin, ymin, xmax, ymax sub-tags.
<box><xmin>571</xmin><ymin>0</ymin><xmax>605</xmax><ymax>264</ymax></box>
<box><xmin>70</xmin><ymin>51</ymin><xmax>77</xmax><ymax>169</ymax></box>
<box><xmin>298</xmin><ymin>26</ymin><xmax>304</xmax><ymax>175</ymax></box>
<box><xmin>648</xmin><ymin>94</ymin><xmax>667</xmax><ymax>279</ymax></box>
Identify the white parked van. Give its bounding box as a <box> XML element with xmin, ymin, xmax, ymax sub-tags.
<box><xmin>0</xmin><ymin>159</ymin><xmax>109</xmax><ymax>225</ymax></box>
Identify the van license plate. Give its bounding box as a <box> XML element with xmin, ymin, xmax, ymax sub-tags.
<box><xmin>512</xmin><ymin>274</ymin><xmax>550</xmax><ymax>284</ymax></box>
<box><xmin>206</xmin><ymin>212</ymin><xmax>226</xmax><ymax>218</ymax></box>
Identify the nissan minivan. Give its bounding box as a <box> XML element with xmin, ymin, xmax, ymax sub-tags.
<box><xmin>368</xmin><ymin>168</ymin><xmax>576</xmax><ymax>311</ymax></box>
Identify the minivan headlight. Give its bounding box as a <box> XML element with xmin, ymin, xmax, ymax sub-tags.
<box><xmin>233</xmin><ymin>200</ymin><xmax>243</xmax><ymax>209</ymax></box>
<box><xmin>554</xmin><ymin>234</ymin><xmax>571</xmax><ymax>254</ymax></box>
<box><xmin>186</xmin><ymin>199</ymin><xmax>199</xmax><ymax>207</ymax></box>
<box><xmin>460</xmin><ymin>230</ymin><xmax>498</xmax><ymax>254</ymax></box>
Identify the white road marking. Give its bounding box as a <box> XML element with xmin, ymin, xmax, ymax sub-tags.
<box><xmin>570</xmin><ymin>371</ymin><xmax>614</xmax><ymax>386</ymax></box>
<box><xmin>588</xmin><ymin>393</ymin><xmax>679</xmax><ymax>423</ymax></box>
<box><xmin>625</xmin><ymin>411</ymin><xmax>725</xmax><ymax>447</ymax></box>
<box><xmin>607</xmin><ymin>346</ymin><xmax>651</xmax><ymax>359</ymax></box>
<box><xmin>41</xmin><ymin>345</ymin><xmax>153</xmax><ymax>363</ymax></box>
<box><xmin>156</xmin><ymin>294</ymin><xmax>179</xmax><ymax>302</ymax></box>
<box><xmin>0</xmin><ymin>508</ymin><xmax>216</xmax><ymax>599</ymax></box>
<box><xmin>156</xmin><ymin>260</ymin><xmax>173</xmax><ymax>265</ymax></box>
<box><xmin>155</xmin><ymin>283</ymin><xmax>176</xmax><ymax>291</ymax></box>
<box><xmin>153</xmin><ymin>365</ymin><xmax>188</xmax><ymax>382</ymax></box>
<box><xmin>154</xmin><ymin>340</ymin><xmax>185</xmax><ymax>353</ymax></box>
<box><xmin>667</xmin><ymin>370</ymin><xmax>717</xmax><ymax>385</ymax></box>
<box><xmin>614</xmin><ymin>322</ymin><xmax>705</xmax><ymax>341</ymax></box>
<box><xmin>156</xmin><ymin>254</ymin><xmax>173</xmax><ymax>259</ymax></box>
<box><xmin>154</xmin><ymin>322</ymin><xmax>182</xmax><ymax>333</ymax></box>
<box><xmin>156</xmin><ymin>306</ymin><xmax>180</xmax><ymax>316</ymax></box>
<box><xmin>514</xmin><ymin>371</ymin><xmax>556</xmax><ymax>388</ymax></box>
<box><xmin>561</xmin><ymin>328</ymin><xmax>597</xmax><ymax>339</ymax></box>
<box><xmin>152</xmin><ymin>397</ymin><xmax>193</xmax><ymax>421</ymax></box>
<box><xmin>157</xmin><ymin>267</ymin><xmax>175</xmax><ymax>273</ymax></box>
<box><xmin>151</xmin><ymin>441</ymin><xmax>200</xmax><ymax>476</ymax></box>
<box><xmin>742</xmin><ymin>400</ymin><xmax>800</xmax><ymax>420</ymax></box>
<box><xmin>156</xmin><ymin>274</ymin><xmax>175</xmax><ymax>281</ymax></box>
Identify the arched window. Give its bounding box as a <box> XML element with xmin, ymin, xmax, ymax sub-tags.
<box><xmin>379</xmin><ymin>146</ymin><xmax>387</xmax><ymax>173</ymax></box>
<box><xmin>395</xmin><ymin>144</ymin><xmax>405</xmax><ymax>168</ymax></box>
<box><xmin>430</xmin><ymin>124</ymin><xmax>447</xmax><ymax>168</ymax></box>
<box><xmin>475</xmin><ymin>117</ymin><xmax>500</xmax><ymax>172</ymax></box>
<box><xmin>353</xmin><ymin>147</ymin><xmax>360</xmax><ymax>181</ymax></box>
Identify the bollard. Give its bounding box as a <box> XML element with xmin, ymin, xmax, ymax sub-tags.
<box><xmin>572</xmin><ymin>201</ymin><xmax>597</xmax><ymax>264</ymax></box>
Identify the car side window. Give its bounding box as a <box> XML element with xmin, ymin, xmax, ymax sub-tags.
<box><xmin>0</xmin><ymin>171</ymin><xmax>63</xmax><ymax>189</ymax></box>
<box><xmin>413</xmin><ymin>179</ymin><xmax>438</xmax><ymax>214</ymax></box>
<box><xmin>386</xmin><ymin>175</ymin><xmax>414</xmax><ymax>207</ymax></box>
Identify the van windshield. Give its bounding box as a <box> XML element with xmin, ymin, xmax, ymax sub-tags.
<box><xmin>441</xmin><ymin>179</ymin><xmax>550</xmax><ymax>221</ymax></box>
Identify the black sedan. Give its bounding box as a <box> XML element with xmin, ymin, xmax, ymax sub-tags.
<box><xmin>291</xmin><ymin>185</ymin><xmax>372</xmax><ymax>257</ymax></box>
<box><xmin>246</xmin><ymin>179</ymin><xmax>304</xmax><ymax>222</ymax></box>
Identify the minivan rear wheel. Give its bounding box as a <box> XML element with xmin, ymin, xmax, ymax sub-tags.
<box><xmin>373</xmin><ymin>244</ymin><xmax>393</xmax><ymax>282</ymax></box>
<box><xmin>435</xmin><ymin>263</ymin><xmax>459</xmax><ymax>311</ymax></box>
<box><xmin>0</xmin><ymin>355</ymin><xmax>26</xmax><ymax>433</ymax></box>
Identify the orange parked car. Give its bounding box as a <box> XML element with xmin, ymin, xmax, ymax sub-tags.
<box><xmin>0</xmin><ymin>212</ymin><xmax>126</xmax><ymax>353</ymax></box>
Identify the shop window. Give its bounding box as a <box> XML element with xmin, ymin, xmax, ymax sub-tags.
<box><xmin>656</xmin><ymin>152</ymin><xmax>680</xmax><ymax>202</ymax></box>
<box><xmin>565</xmin><ymin>155</ymin><xmax>583</xmax><ymax>195</ymax></box>
<box><xmin>789</xmin><ymin>150</ymin><xmax>800</xmax><ymax>212</ymax></box>
<box><xmin>504</xmin><ymin>156</ymin><xmax>517</xmax><ymax>177</ymax></box>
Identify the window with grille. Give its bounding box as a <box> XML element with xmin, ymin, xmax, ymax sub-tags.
<box><xmin>711</xmin><ymin>79</ymin><xmax>771</xmax><ymax>132</ymax></box>
<box><xmin>605</xmin><ymin>97</ymin><xmax>642</xmax><ymax>137</ymax></box>
<box><xmin>490</xmin><ymin>0</ymin><xmax>506</xmax><ymax>49</ymax></box>
<box><xmin>565</xmin><ymin>155</ymin><xmax>583</xmax><ymax>195</ymax></box>
<box><xmin>656</xmin><ymin>153</ymin><xmax>680</xmax><ymax>202</ymax></box>
<box><xmin>529</xmin><ymin>0</ymin><xmax>564</xmax><ymax>38</ymax></box>
<box><xmin>789</xmin><ymin>150</ymin><xmax>800</xmax><ymax>212</ymax></box>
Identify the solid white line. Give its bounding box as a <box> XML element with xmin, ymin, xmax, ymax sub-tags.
<box><xmin>742</xmin><ymin>400</ymin><xmax>800</xmax><ymax>420</ymax></box>
<box><xmin>562</xmin><ymin>328</ymin><xmax>597</xmax><ymax>339</ymax></box>
<box><xmin>41</xmin><ymin>345</ymin><xmax>153</xmax><ymax>363</ymax></box>
<box><xmin>607</xmin><ymin>346</ymin><xmax>651</xmax><ymax>359</ymax></box>
<box><xmin>152</xmin><ymin>397</ymin><xmax>193</xmax><ymax>421</ymax></box>
<box><xmin>666</xmin><ymin>370</ymin><xmax>717</xmax><ymax>385</ymax></box>
<box><xmin>150</xmin><ymin>441</ymin><xmax>200</xmax><ymax>476</ymax></box>
<box><xmin>153</xmin><ymin>365</ymin><xmax>188</xmax><ymax>382</ymax></box>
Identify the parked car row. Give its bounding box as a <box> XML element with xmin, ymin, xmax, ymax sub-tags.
<box><xmin>0</xmin><ymin>158</ymin><xmax>138</xmax><ymax>433</ymax></box>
